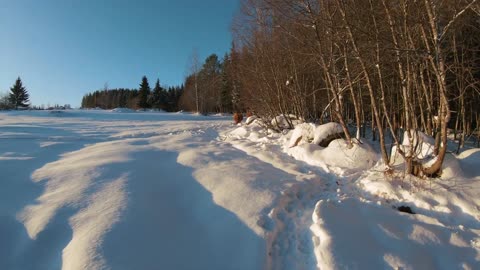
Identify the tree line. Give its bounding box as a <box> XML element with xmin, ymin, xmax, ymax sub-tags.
<box><xmin>186</xmin><ymin>0</ymin><xmax>479</xmax><ymax>177</ymax></box>
<box><xmin>179</xmin><ymin>51</ymin><xmax>243</xmax><ymax>114</ymax></box>
<box><xmin>81</xmin><ymin>76</ymin><xmax>183</xmax><ymax>112</ymax></box>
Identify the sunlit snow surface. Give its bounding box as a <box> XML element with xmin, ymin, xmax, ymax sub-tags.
<box><xmin>0</xmin><ymin>110</ymin><xmax>479</xmax><ymax>270</ymax></box>
<box><xmin>0</xmin><ymin>110</ymin><xmax>265</xmax><ymax>270</ymax></box>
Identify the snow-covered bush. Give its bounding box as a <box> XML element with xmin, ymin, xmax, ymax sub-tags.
<box><xmin>271</xmin><ymin>114</ymin><xmax>303</xmax><ymax>130</ymax></box>
<box><xmin>286</xmin><ymin>139</ymin><xmax>378</xmax><ymax>173</ymax></box>
<box><xmin>228</xmin><ymin>126</ymin><xmax>249</xmax><ymax>139</ymax></box>
<box><xmin>111</xmin><ymin>108</ymin><xmax>135</xmax><ymax>113</ymax></box>
<box><xmin>246</xmin><ymin>115</ymin><xmax>258</xmax><ymax>125</ymax></box>
<box><xmin>391</xmin><ymin>130</ymin><xmax>435</xmax><ymax>163</ymax></box>
<box><xmin>287</xmin><ymin>123</ymin><xmax>316</xmax><ymax>148</ymax></box>
<box><xmin>225</xmin><ymin>119</ymin><xmax>272</xmax><ymax>143</ymax></box>
<box><xmin>312</xmin><ymin>122</ymin><xmax>344</xmax><ymax>147</ymax></box>
<box><xmin>402</xmin><ymin>130</ymin><xmax>435</xmax><ymax>159</ymax></box>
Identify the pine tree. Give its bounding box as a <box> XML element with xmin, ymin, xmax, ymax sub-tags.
<box><xmin>199</xmin><ymin>54</ymin><xmax>222</xmax><ymax>113</ymax></box>
<box><xmin>229</xmin><ymin>43</ymin><xmax>242</xmax><ymax>111</ymax></box>
<box><xmin>119</xmin><ymin>91</ymin><xmax>128</xmax><ymax>108</ymax></box>
<box><xmin>9</xmin><ymin>77</ymin><xmax>30</xmax><ymax>109</ymax></box>
<box><xmin>137</xmin><ymin>76</ymin><xmax>151</xmax><ymax>109</ymax></box>
<box><xmin>220</xmin><ymin>54</ymin><xmax>233</xmax><ymax>113</ymax></box>
<box><xmin>151</xmin><ymin>79</ymin><xmax>165</xmax><ymax>110</ymax></box>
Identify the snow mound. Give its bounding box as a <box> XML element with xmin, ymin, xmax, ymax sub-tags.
<box><xmin>212</xmin><ymin>112</ymin><xmax>232</xmax><ymax>117</ymax></box>
<box><xmin>286</xmin><ymin>139</ymin><xmax>378</xmax><ymax>173</ymax></box>
<box><xmin>228</xmin><ymin>126</ymin><xmax>249</xmax><ymax>139</ymax></box>
<box><xmin>226</xmin><ymin>122</ymin><xmax>271</xmax><ymax>143</ymax></box>
<box><xmin>287</xmin><ymin>123</ymin><xmax>316</xmax><ymax>148</ymax></box>
<box><xmin>424</xmin><ymin>147</ymin><xmax>480</xmax><ymax>180</ymax></box>
<box><xmin>402</xmin><ymin>130</ymin><xmax>435</xmax><ymax>159</ymax></box>
<box><xmin>457</xmin><ymin>148</ymin><xmax>480</xmax><ymax>179</ymax></box>
<box><xmin>111</xmin><ymin>108</ymin><xmax>135</xmax><ymax>113</ymax></box>
<box><xmin>271</xmin><ymin>115</ymin><xmax>303</xmax><ymax>130</ymax></box>
<box><xmin>246</xmin><ymin>115</ymin><xmax>258</xmax><ymax>125</ymax></box>
<box><xmin>440</xmin><ymin>154</ymin><xmax>464</xmax><ymax>179</ymax></box>
<box><xmin>392</xmin><ymin>130</ymin><xmax>435</xmax><ymax>162</ymax></box>
<box><xmin>312</xmin><ymin>122</ymin><xmax>343</xmax><ymax>146</ymax></box>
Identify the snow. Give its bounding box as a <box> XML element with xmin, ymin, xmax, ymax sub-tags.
<box><xmin>224</xmin><ymin>119</ymin><xmax>480</xmax><ymax>269</ymax></box>
<box><xmin>1</xmin><ymin>110</ymin><xmax>479</xmax><ymax>270</ymax></box>
<box><xmin>0</xmin><ymin>110</ymin><xmax>263</xmax><ymax>270</ymax></box>
<box><xmin>351</xmin><ymin>163</ymin><xmax>480</xmax><ymax>269</ymax></box>
<box><xmin>457</xmin><ymin>148</ymin><xmax>480</xmax><ymax>179</ymax></box>
<box><xmin>287</xmin><ymin>123</ymin><xmax>316</xmax><ymax>148</ymax></box>
<box><xmin>286</xmin><ymin>139</ymin><xmax>378</xmax><ymax>174</ymax></box>
<box><xmin>310</xmin><ymin>197</ymin><xmax>479</xmax><ymax>269</ymax></box>
<box><xmin>312</xmin><ymin>122</ymin><xmax>343</xmax><ymax>145</ymax></box>
<box><xmin>245</xmin><ymin>115</ymin><xmax>258</xmax><ymax>125</ymax></box>
<box><xmin>393</xmin><ymin>130</ymin><xmax>436</xmax><ymax>160</ymax></box>
<box><xmin>228</xmin><ymin>126</ymin><xmax>250</xmax><ymax>139</ymax></box>
<box><xmin>110</xmin><ymin>107</ymin><xmax>134</xmax><ymax>113</ymax></box>
<box><xmin>271</xmin><ymin>114</ymin><xmax>303</xmax><ymax>130</ymax></box>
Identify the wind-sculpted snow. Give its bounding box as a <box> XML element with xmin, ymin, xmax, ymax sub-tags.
<box><xmin>1</xmin><ymin>110</ymin><xmax>479</xmax><ymax>270</ymax></box>
<box><xmin>0</xmin><ymin>110</ymin><xmax>264</xmax><ymax>270</ymax></box>
<box><xmin>18</xmin><ymin>141</ymin><xmax>134</xmax><ymax>240</ymax></box>
<box><xmin>63</xmin><ymin>177</ymin><xmax>127</xmax><ymax>270</ymax></box>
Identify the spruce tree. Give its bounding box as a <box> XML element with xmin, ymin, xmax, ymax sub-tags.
<box><xmin>151</xmin><ymin>79</ymin><xmax>165</xmax><ymax>110</ymax></box>
<box><xmin>9</xmin><ymin>77</ymin><xmax>30</xmax><ymax>109</ymax></box>
<box><xmin>119</xmin><ymin>92</ymin><xmax>128</xmax><ymax>108</ymax></box>
<box><xmin>220</xmin><ymin>54</ymin><xmax>233</xmax><ymax>113</ymax></box>
<box><xmin>137</xmin><ymin>76</ymin><xmax>151</xmax><ymax>109</ymax></box>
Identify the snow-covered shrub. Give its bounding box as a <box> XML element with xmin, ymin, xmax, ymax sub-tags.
<box><xmin>286</xmin><ymin>139</ymin><xmax>378</xmax><ymax>173</ymax></box>
<box><xmin>312</xmin><ymin>122</ymin><xmax>344</xmax><ymax>147</ymax></box>
<box><xmin>224</xmin><ymin>118</ymin><xmax>272</xmax><ymax>143</ymax></box>
<box><xmin>287</xmin><ymin>123</ymin><xmax>316</xmax><ymax>148</ymax></box>
<box><xmin>228</xmin><ymin>126</ymin><xmax>249</xmax><ymax>139</ymax></box>
<box><xmin>246</xmin><ymin>115</ymin><xmax>258</xmax><ymax>125</ymax></box>
<box><xmin>270</xmin><ymin>114</ymin><xmax>304</xmax><ymax>130</ymax></box>
<box><xmin>111</xmin><ymin>108</ymin><xmax>135</xmax><ymax>113</ymax></box>
<box><xmin>391</xmin><ymin>130</ymin><xmax>435</xmax><ymax>163</ymax></box>
<box><xmin>402</xmin><ymin>130</ymin><xmax>435</xmax><ymax>159</ymax></box>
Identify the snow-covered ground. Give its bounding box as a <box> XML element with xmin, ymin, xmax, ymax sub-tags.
<box><xmin>0</xmin><ymin>110</ymin><xmax>479</xmax><ymax>270</ymax></box>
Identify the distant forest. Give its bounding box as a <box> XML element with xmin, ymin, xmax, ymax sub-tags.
<box><xmin>81</xmin><ymin>52</ymin><xmax>243</xmax><ymax>114</ymax></box>
<box><xmin>179</xmin><ymin>52</ymin><xmax>243</xmax><ymax>114</ymax></box>
<box><xmin>81</xmin><ymin>78</ymin><xmax>183</xmax><ymax>112</ymax></box>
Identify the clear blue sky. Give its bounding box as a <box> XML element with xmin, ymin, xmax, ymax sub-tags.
<box><xmin>0</xmin><ymin>0</ymin><xmax>239</xmax><ymax>107</ymax></box>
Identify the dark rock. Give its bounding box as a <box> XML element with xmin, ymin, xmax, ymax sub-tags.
<box><xmin>396</xmin><ymin>205</ymin><xmax>415</xmax><ymax>214</ymax></box>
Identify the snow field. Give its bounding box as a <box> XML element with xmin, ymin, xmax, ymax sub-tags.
<box><xmin>0</xmin><ymin>110</ymin><xmax>479</xmax><ymax>270</ymax></box>
<box><xmin>0</xmin><ymin>110</ymin><xmax>265</xmax><ymax>270</ymax></box>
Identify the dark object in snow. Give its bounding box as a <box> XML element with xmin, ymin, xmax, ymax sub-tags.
<box><xmin>233</xmin><ymin>113</ymin><xmax>243</xmax><ymax>124</ymax></box>
<box><xmin>318</xmin><ymin>132</ymin><xmax>344</xmax><ymax>147</ymax></box>
<box><xmin>396</xmin><ymin>205</ymin><xmax>415</xmax><ymax>214</ymax></box>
